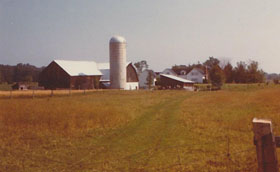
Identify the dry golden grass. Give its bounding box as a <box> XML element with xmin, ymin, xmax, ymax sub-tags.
<box><xmin>0</xmin><ymin>89</ymin><xmax>104</xmax><ymax>98</ymax></box>
<box><xmin>1</xmin><ymin>86</ymin><xmax>280</xmax><ymax>171</ymax></box>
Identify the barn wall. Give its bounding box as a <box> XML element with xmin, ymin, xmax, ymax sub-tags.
<box><xmin>39</xmin><ymin>61</ymin><xmax>70</xmax><ymax>89</ymax></box>
<box><xmin>70</xmin><ymin>76</ymin><xmax>101</xmax><ymax>89</ymax></box>
<box><xmin>127</xmin><ymin>63</ymin><xmax>139</xmax><ymax>82</ymax></box>
<box><xmin>139</xmin><ymin>70</ymin><xmax>156</xmax><ymax>89</ymax></box>
<box><xmin>160</xmin><ymin>75</ymin><xmax>184</xmax><ymax>88</ymax></box>
<box><xmin>126</xmin><ymin>82</ymin><xmax>139</xmax><ymax>90</ymax></box>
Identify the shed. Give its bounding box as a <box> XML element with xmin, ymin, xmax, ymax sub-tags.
<box><xmin>160</xmin><ymin>74</ymin><xmax>194</xmax><ymax>91</ymax></box>
<box><xmin>12</xmin><ymin>82</ymin><xmax>28</xmax><ymax>90</ymax></box>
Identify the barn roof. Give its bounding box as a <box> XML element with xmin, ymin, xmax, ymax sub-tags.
<box><xmin>160</xmin><ymin>74</ymin><xmax>194</xmax><ymax>83</ymax></box>
<box><xmin>97</xmin><ymin>63</ymin><xmax>110</xmax><ymax>81</ymax></box>
<box><xmin>54</xmin><ymin>60</ymin><xmax>102</xmax><ymax>76</ymax></box>
<box><xmin>53</xmin><ymin>60</ymin><xmax>137</xmax><ymax>79</ymax></box>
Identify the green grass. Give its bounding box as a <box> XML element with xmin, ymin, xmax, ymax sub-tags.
<box><xmin>0</xmin><ymin>83</ymin><xmax>12</xmax><ymax>91</ymax></box>
<box><xmin>1</xmin><ymin>86</ymin><xmax>280</xmax><ymax>171</ymax></box>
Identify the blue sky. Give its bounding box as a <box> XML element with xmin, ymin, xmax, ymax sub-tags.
<box><xmin>1</xmin><ymin>0</ymin><xmax>280</xmax><ymax>73</ymax></box>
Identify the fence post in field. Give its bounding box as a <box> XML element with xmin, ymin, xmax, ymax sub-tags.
<box><xmin>253</xmin><ymin>118</ymin><xmax>279</xmax><ymax>172</ymax></box>
<box><xmin>9</xmin><ymin>90</ymin><xmax>12</xmax><ymax>99</ymax></box>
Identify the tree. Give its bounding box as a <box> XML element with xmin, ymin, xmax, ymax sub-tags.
<box><xmin>234</xmin><ymin>61</ymin><xmax>247</xmax><ymax>83</ymax></box>
<box><xmin>23</xmin><ymin>75</ymin><xmax>33</xmax><ymax>82</ymax></box>
<box><xmin>273</xmin><ymin>79</ymin><xmax>279</xmax><ymax>84</ymax></box>
<box><xmin>223</xmin><ymin>63</ymin><xmax>234</xmax><ymax>83</ymax></box>
<box><xmin>203</xmin><ymin>57</ymin><xmax>224</xmax><ymax>88</ymax></box>
<box><xmin>0</xmin><ymin>63</ymin><xmax>43</xmax><ymax>83</ymax></box>
<box><xmin>203</xmin><ymin>56</ymin><xmax>220</xmax><ymax>69</ymax></box>
<box><xmin>247</xmin><ymin>61</ymin><xmax>264</xmax><ymax>83</ymax></box>
<box><xmin>0</xmin><ymin>71</ymin><xmax>2</xmax><ymax>83</ymax></box>
<box><xmin>209</xmin><ymin>65</ymin><xmax>225</xmax><ymax>89</ymax></box>
<box><xmin>145</xmin><ymin>70</ymin><xmax>154</xmax><ymax>89</ymax></box>
<box><xmin>134</xmin><ymin>60</ymin><xmax>148</xmax><ymax>74</ymax></box>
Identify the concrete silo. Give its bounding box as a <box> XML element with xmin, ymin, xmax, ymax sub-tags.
<box><xmin>109</xmin><ymin>36</ymin><xmax>127</xmax><ymax>89</ymax></box>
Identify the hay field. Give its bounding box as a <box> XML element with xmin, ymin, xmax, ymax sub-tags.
<box><xmin>1</xmin><ymin>86</ymin><xmax>280</xmax><ymax>171</ymax></box>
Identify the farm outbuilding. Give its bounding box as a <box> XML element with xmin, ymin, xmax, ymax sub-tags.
<box><xmin>161</xmin><ymin>67</ymin><xmax>208</xmax><ymax>84</ymax></box>
<box><xmin>159</xmin><ymin>74</ymin><xmax>194</xmax><ymax>91</ymax></box>
<box><xmin>12</xmin><ymin>82</ymin><xmax>29</xmax><ymax>90</ymax></box>
<box><xmin>39</xmin><ymin>60</ymin><xmax>139</xmax><ymax>90</ymax></box>
<box><xmin>139</xmin><ymin>69</ymin><xmax>156</xmax><ymax>89</ymax></box>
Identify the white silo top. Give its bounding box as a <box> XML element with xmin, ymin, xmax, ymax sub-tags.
<box><xmin>110</xmin><ymin>36</ymin><xmax>126</xmax><ymax>43</ymax></box>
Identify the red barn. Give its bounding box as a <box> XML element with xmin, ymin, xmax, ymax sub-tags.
<box><xmin>39</xmin><ymin>60</ymin><xmax>139</xmax><ymax>90</ymax></box>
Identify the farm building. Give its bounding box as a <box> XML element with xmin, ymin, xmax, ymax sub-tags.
<box><xmin>161</xmin><ymin>68</ymin><xmax>178</xmax><ymax>76</ymax></box>
<box><xmin>159</xmin><ymin>74</ymin><xmax>194</xmax><ymax>91</ymax></box>
<box><xmin>12</xmin><ymin>82</ymin><xmax>44</xmax><ymax>90</ymax></box>
<box><xmin>139</xmin><ymin>69</ymin><xmax>156</xmax><ymax>89</ymax></box>
<box><xmin>39</xmin><ymin>60</ymin><xmax>139</xmax><ymax>90</ymax></box>
<box><xmin>97</xmin><ymin>62</ymin><xmax>139</xmax><ymax>90</ymax></box>
<box><xmin>12</xmin><ymin>82</ymin><xmax>28</xmax><ymax>90</ymax></box>
<box><xmin>161</xmin><ymin>67</ymin><xmax>208</xmax><ymax>84</ymax></box>
<box><xmin>184</xmin><ymin>67</ymin><xmax>207</xmax><ymax>83</ymax></box>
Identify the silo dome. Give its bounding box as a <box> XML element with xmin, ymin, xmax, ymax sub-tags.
<box><xmin>109</xmin><ymin>35</ymin><xmax>127</xmax><ymax>89</ymax></box>
<box><xmin>110</xmin><ymin>36</ymin><xmax>126</xmax><ymax>43</ymax></box>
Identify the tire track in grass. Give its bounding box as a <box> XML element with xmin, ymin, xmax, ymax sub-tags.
<box><xmin>71</xmin><ymin>93</ymin><xmax>192</xmax><ymax>171</ymax></box>
<box><xmin>138</xmin><ymin>96</ymin><xmax>186</xmax><ymax>170</ymax></box>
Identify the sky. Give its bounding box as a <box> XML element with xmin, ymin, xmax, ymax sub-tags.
<box><xmin>1</xmin><ymin>0</ymin><xmax>280</xmax><ymax>73</ymax></box>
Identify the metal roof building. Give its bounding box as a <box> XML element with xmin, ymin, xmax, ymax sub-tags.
<box><xmin>160</xmin><ymin>74</ymin><xmax>194</xmax><ymax>91</ymax></box>
<box><xmin>39</xmin><ymin>60</ymin><xmax>139</xmax><ymax>90</ymax></box>
<box><xmin>54</xmin><ymin>60</ymin><xmax>102</xmax><ymax>76</ymax></box>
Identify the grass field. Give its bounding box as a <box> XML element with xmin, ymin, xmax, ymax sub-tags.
<box><xmin>0</xmin><ymin>83</ymin><xmax>12</xmax><ymax>91</ymax></box>
<box><xmin>1</xmin><ymin>85</ymin><xmax>280</xmax><ymax>171</ymax></box>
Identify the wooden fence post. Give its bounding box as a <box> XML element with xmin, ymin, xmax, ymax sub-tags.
<box><xmin>9</xmin><ymin>90</ymin><xmax>12</xmax><ymax>99</ymax></box>
<box><xmin>253</xmin><ymin>118</ymin><xmax>279</xmax><ymax>172</ymax></box>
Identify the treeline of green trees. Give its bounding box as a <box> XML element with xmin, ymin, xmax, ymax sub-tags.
<box><xmin>173</xmin><ymin>57</ymin><xmax>265</xmax><ymax>88</ymax></box>
<box><xmin>0</xmin><ymin>63</ymin><xmax>44</xmax><ymax>84</ymax></box>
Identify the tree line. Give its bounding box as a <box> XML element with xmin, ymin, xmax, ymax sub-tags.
<box><xmin>173</xmin><ymin>57</ymin><xmax>265</xmax><ymax>88</ymax></box>
<box><xmin>0</xmin><ymin>63</ymin><xmax>44</xmax><ymax>84</ymax></box>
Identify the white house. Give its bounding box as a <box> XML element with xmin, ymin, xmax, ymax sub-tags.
<box><xmin>161</xmin><ymin>68</ymin><xmax>177</xmax><ymax>76</ymax></box>
<box><xmin>185</xmin><ymin>68</ymin><xmax>206</xmax><ymax>83</ymax></box>
<box><xmin>139</xmin><ymin>69</ymin><xmax>156</xmax><ymax>89</ymax></box>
